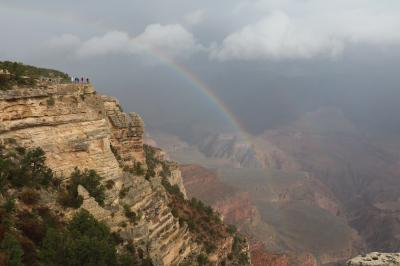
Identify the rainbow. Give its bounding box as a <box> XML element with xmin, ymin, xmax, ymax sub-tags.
<box><xmin>1</xmin><ymin>4</ymin><xmax>253</xmax><ymax>143</ymax></box>
<box><xmin>142</xmin><ymin>46</ymin><xmax>252</xmax><ymax>140</ymax></box>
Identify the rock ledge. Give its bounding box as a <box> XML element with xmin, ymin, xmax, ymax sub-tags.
<box><xmin>347</xmin><ymin>252</ymin><xmax>400</xmax><ymax>266</ymax></box>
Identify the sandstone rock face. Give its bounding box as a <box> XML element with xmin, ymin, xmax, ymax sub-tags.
<box><xmin>0</xmin><ymin>83</ymin><xmax>224</xmax><ymax>265</ymax></box>
<box><xmin>0</xmin><ymin>84</ymin><xmax>122</xmax><ymax>180</ymax></box>
<box><xmin>347</xmin><ymin>252</ymin><xmax>400</xmax><ymax>266</ymax></box>
<box><xmin>168</xmin><ymin>162</ymin><xmax>188</xmax><ymax>198</ymax></box>
<box><xmin>109</xmin><ymin>174</ymin><xmax>196</xmax><ymax>266</ymax></box>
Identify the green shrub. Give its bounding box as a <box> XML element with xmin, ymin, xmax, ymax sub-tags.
<box><xmin>106</xmin><ymin>179</ymin><xmax>115</xmax><ymax>190</ymax></box>
<box><xmin>161</xmin><ymin>177</ymin><xmax>183</xmax><ymax>198</ymax></box>
<box><xmin>119</xmin><ymin>185</ymin><xmax>130</xmax><ymax>199</ymax></box>
<box><xmin>19</xmin><ymin>236</ymin><xmax>37</xmax><ymax>266</ymax></box>
<box><xmin>110</xmin><ymin>145</ymin><xmax>122</xmax><ymax>161</ymax></box>
<box><xmin>205</xmin><ymin>206</ymin><xmax>213</xmax><ymax>217</ymax></box>
<box><xmin>205</xmin><ymin>242</ymin><xmax>217</xmax><ymax>253</ymax></box>
<box><xmin>227</xmin><ymin>225</ymin><xmax>237</xmax><ymax>235</ymax></box>
<box><xmin>35</xmin><ymin>206</ymin><xmax>61</xmax><ymax>230</ymax></box>
<box><xmin>142</xmin><ymin>258</ymin><xmax>154</xmax><ymax>266</ymax></box>
<box><xmin>0</xmin><ymin>233</ymin><xmax>24</xmax><ymax>266</ymax></box>
<box><xmin>40</xmin><ymin>210</ymin><xmax>118</xmax><ymax>266</ymax></box>
<box><xmin>143</xmin><ymin>145</ymin><xmax>158</xmax><ymax>179</ymax></box>
<box><xmin>197</xmin><ymin>254</ymin><xmax>209</xmax><ymax>266</ymax></box>
<box><xmin>118</xmin><ymin>254</ymin><xmax>136</xmax><ymax>266</ymax></box>
<box><xmin>16</xmin><ymin>211</ymin><xmax>45</xmax><ymax>244</ymax></box>
<box><xmin>133</xmin><ymin>162</ymin><xmax>144</xmax><ymax>176</ymax></box>
<box><xmin>19</xmin><ymin>188</ymin><xmax>40</xmax><ymax>205</ymax></box>
<box><xmin>144</xmin><ymin>145</ymin><xmax>173</xmax><ymax>179</ymax></box>
<box><xmin>59</xmin><ymin>168</ymin><xmax>105</xmax><ymax>208</ymax></box>
<box><xmin>123</xmin><ymin>204</ymin><xmax>138</xmax><ymax>223</ymax></box>
<box><xmin>1</xmin><ymin>147</ymin><xmax>53</xmax><ymax>189</ymax></box>
<box><xmin>57</xmin><ymin>190</ymin><xmax>83</xmax><ymax>209</ymax></box>
<box><xmin>232</xmin><ymin>234</ymin><xmax>249</xmax><ymax>264</ymax></box>
<box><xmin>2</xmin><ymin>197</ymin><xmax>16</xmax><ymax>213</ymax></box>
<box><xmin>70</xmin><ymin>169</ymin><xmax>105</xmax><ymax>205</ymax></box>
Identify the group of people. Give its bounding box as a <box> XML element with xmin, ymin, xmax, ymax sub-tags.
<box><xmin>71</xmin><ymin>76</ymin><xmax>90</xmax><ymax>84</ymax></box>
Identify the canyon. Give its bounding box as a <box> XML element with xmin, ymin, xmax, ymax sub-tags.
<box><xmin>1</xmin><ymin>63</ymin><xmax>397</xmax><ymax>265</ymax></box>
<box><xmin>153</xmin><ymin>108</ymin><xmax>400</xmax><ymax>265</ymax></box>
<box><xmin>0</xmin><ymin>76</ymin><xmax>250</xmax><ymax>266</ymax></box>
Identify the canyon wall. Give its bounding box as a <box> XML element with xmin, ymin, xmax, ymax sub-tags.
<box><xmin>0</xmin><ymin>82</ymin><xmax>248</xmax><ymax>265</ymax></box>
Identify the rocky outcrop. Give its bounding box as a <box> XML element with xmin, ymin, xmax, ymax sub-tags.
<box><xmin>151</xmin><ymin>147</ymin><xmax>187</xmax><ymax>198</ymax></box>
<box><xmin>198</xmin><ymin>133</ymin><xmax>264</xmax><ymax>168</ymax></box>
<box><xmin>78</xmin><ymin>185</ymin><xmax>111</xmax><ymax>221</ymax></box>
<box><xmin>197</xmin><ymin>133</ymin><xmax>300</xmax><ymax>170</ymax></box>
<box><xmin>347</xmin><ymin>252</ymin><xmax>400</xmax><ymax>265</ymax></box>
<box><xmin>101</xmin><ymin>95</ymin><xmax>145</xmax><ymax>165</ymax></box>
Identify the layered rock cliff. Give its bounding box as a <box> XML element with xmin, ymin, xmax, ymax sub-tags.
<box><xmin>0</xmin><ymin>79</ymin><xmax>250</xmax><ymax>265</ymax></box>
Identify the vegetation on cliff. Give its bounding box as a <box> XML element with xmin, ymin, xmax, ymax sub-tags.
<box><xmin>0</xmin><ymin>144</ymin><xmax>53</xmax><ymax>190</ymax></box>
<box><xmin>144</xmin><ymin>145</ymin><xmax>171</xmax><ymax>179</ymax></box>
<box><xmin>164</xmin><ymin>178</ymin><xmax>249</xmax><ymax>265</ymax></box>
<box><xmin>144</xmin><ymin>144</ymin><xmax>250</xmax><ymax>265</ymax></box>
<box><xmin>0</xmin><ymin>145</ymin><xmax>148</xmax><ymax>266</ymax></box>
<box><xmin>58</xmin><ymin>168</ymin><xmax>106</xmax><ymax>208</ymax></box>
<box><xmin>40</xmin><ymin>209</ymin><xmax>130</xmax><ymax>266</ymax></box>
<box><xmin>0</xmin><ymin>61</ymin><xmax>69</xmax><ymax>90</ymax></box>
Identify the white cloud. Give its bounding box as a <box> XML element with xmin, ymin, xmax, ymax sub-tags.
<box><xmin>133</xmin><ymin>24</ymin><xmax>202</xmax><ymax>57</ymax></box>
<box><xmin>184</xmin><ymin>10</ymin><xmax>205</xmax><ymax>26</ymax></box>
<box><xmin>213</xmin><ymin>1</ymin><xmax>400</xmax><ymax>61</ymax></box>
<box><xmin>211</xmin><ymin>11</ymin><xmax>344</xmax><ymax>61</ymax></box>
<box><xmin>52</xmin><ymin>24</ymin><xmax>201</xmax><ymax>59</ymax></box>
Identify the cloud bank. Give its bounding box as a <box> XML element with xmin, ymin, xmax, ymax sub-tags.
<box><xmin>212</xmin><ymin>0</ymin><xmax>400</xmax><ymax>60</ymax></box>
<box><xmin>46</xmin><ymin>0</ymin><xmax>400</xmax><ymax>62</ymax></box>
<box><xmin>49</xmin><ymin>24</ymin><xmax>202</xmax><ymax>59</ymax></box>
<box><xmin>210</xmin><ymin>11</ymin><xmax>344</xmax><ymax>61</ymax></box>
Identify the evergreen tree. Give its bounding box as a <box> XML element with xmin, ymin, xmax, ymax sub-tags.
<box><xmin>40</xmin><ymin>210</ymin><xmax>118</xmax><ymax>266</ymax></box>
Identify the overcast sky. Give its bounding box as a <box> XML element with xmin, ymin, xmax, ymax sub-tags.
<box><xmin>2</xmin><ymin>0</ymin><xmax>400</xmax><ymax>137</ymax></box>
